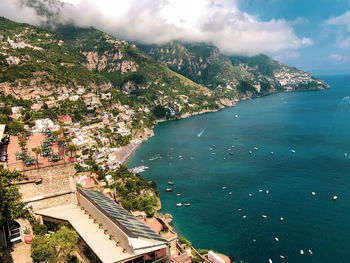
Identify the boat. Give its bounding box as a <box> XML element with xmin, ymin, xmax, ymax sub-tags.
<box><xmin>280</xmin><ymin>255</ymin><xmax>285</xmax><ymax>259</ymax></box>
<box><xmin>176</xmin><ymin>203</ymin><xmax>182</xmax><ymax>207</ymax></box>
<box><xmin>242</xmin><ymin>215</ymin><xmax>247</xmax><ymax>218</ymax></box>
<box><xmin>229</xmin><ymin>152</ymin><xmax>233</xmax><ymax>155</ymax></box>
<box><xmin>262</xmin><ymin>215</ymin><xmax>267</xmax><ymax>218</ymax></box>
<box><xmin>300</xmin><ymin>250</ymin><xmax>304</xmax><ymax>255</ymax></box>
<box><xmin>165</xmin><ymin>188</ymin><xmax>172</xmax><ymax>192</ymax></box>
<box><xmin>266</xmin><ymin>190</ymin><xmax>269</xmax><ymax>194</ymax></box>
<box><xmin>291</xmin><ymin>149</ymin><xmax>296</xmax><ymax>153</ymax></box>
<box><xmin>235</xmin><ymin>114</ymin><xmax>238</xmax><ymax>118</ymax></box>
<box><xmin>333</xmin><ymin>195</ymin><xmax>338</xmax><ymax>200</ymax></box>
<box><xmin>270</xmin><ymin>152</ymin><xmax>274</xmax><ymax>155</ymax></box>
<box><xmin>229</xmin><ymin>192</ymin><xmax>232</xmax><ymax>195</ymax></box>
<box><xmin>308</xmin><ymin>249</ymin><xmax>313</xmax><ymax>255</ymax></box>
<box><xmin>254</xmin><ymin>147</ymin><xmax>258</xmax><ymax>151</ymax></box>
<box><xmin>312</xmin><ymin>192</ymin><xmax>316</xmax><ymax>196</ymax></box>
<box><xmin>259</xmin><ymin>189</ymin><xmax>263</xmax><ymax>192</ymax></box>
<box><xmin>131</xmin><ymin>166</ymin><xmax>149</xmax><ymax>173</ymax></box>
<box><xmin>269</xmin><ymin>259</ymin><xmax>272</xmax><ymax>263</ymax></box>
<box><xmin>280</xmin><ymin>217</ymin><xmax>284</xmax><ymax>221</ymax></box>
<box><xmin>345</xmin><ymin>153</ymin><xmax>348</xmax><ymax>157</ymax></box>
<box><xmin>253</xmin><ymin>239</ymin><xmax>256</xmax><ymax>242</ymax></box>
<box><xmin>275</xmin><ymin>237</ymin><xmax>279</xmax><ymax>242</ymax></box>
<box><xmin>249</xmin><ymin>193</ymin><xmax>252</xmax><ymax>197</ymax></box>
<box><xmin>248</xmin><ymin>151</ymin><xmax>252</xmax><ymax>154</ymax></box>
<box><xmin>176</xmin><ymin>193</ymin><xmax>181</xmax><ymax>196</ymax></box>
<box><xmin>184</xmin><ymin>203</ymin><xmax>191</xmax><ymax>206</ymax></box>
<box><xmin>222</xmin><ymin>186</ymin><xmax>227</xmax><ymax>189</ymax></box>
<box><xmin>168</xmin><ymin>182</ymin><xmax>174</xmax><ymax>185</ymax></box>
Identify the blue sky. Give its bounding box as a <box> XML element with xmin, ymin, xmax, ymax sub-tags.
<box><xmin>1</xmin><ymin>0</ymin><xmax>350</xmax><ymax>75</ymax></box>
<box><xmin>238</xmin><ymin>0</ymin><xmax>350</xmax><ymax>74</ymax></box>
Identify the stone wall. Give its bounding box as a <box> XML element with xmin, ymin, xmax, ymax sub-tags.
<box><xmin>17</xmin><ymin>164</ymin><xmax>77</xmax><ymax>211</ymax></box>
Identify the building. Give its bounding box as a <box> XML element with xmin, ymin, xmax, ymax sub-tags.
<box><xmin>35</xmin><ymin>187</ymin><xmax>170</xmax><ymax>263</ymax></box>
<box><xmin>59</xmin><ymin>115</ymin><xmax>73</xmax><ymax>125</ymax></box>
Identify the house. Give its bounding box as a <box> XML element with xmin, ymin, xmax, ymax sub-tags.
<box><xmin>59</xmin><ymin>115</ymin><xmax>72</xmax><ymax>125</ymax></box>
<box><xmin>101</xmin><ymin>92</ymin><xmax>112</xmax><ymax>100</ymax></box>
<box><xmin>35</xmin><ymin>119</ymin><xmax>54</xmax><ymax>131</ymax></box>
<box><xmin>31</xmin><ymin>103</ymin><xmax>42</xmax><ymax>112</ymax></box>
<box><xmin>11</xmin><ymin>106</ymin><xmax>22</xmax><ymax>119</ymax></box>
<box><xmin>35</xmin><ymin>188</ymin><xmax>170</xmax><ymax>263</ymax></box>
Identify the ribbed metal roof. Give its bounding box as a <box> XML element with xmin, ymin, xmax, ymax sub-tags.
<box><xmin>78</xmin><ymin>187</ymin><xmax>167</xmax><ymax>243</ymax></box>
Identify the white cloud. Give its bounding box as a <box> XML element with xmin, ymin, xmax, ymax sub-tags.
<box><xmin>326</xmin><ymin>11</ymin><xmax>350</xmax><ymax>30</ymax></box>
<box><xmin>0</xmin><ymin>0</ymin><xmax>311</xmax><ymax>55</ymax></box>
<box><xmin>274</xmin><ymin>51</ymin><xmax>301</xmax><ymax>61</ymax></box>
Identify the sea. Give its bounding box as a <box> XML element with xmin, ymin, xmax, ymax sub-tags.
<box><xmin>126</xmin><ymin>75</ymin><xmax>350</xmax><ymax>263</ymax></box>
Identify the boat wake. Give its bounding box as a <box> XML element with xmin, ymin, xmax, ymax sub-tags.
<box><xmin>197</xmin><ymin>128</ymin><xmax>206</xmax><ymax>138</ymax></box>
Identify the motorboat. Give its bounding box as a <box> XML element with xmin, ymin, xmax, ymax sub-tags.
<box><xmin>235</xmin><ymin>114</ymin><xmax>238</xmax><ymax>118</ymax></box>
<box><xmin>300</xmin><ymin>250</ymin><xmax>304</xmax><ymax>255</ymax></box>
<box><xmin>176</xmin><ymin>203</ymin><xmax>182</xmax><ymax>207</ymax></box>
<box><xmin>184</xmin><ymin>203</ymin><xmax>191</xmax><ymax>207</ymax></box>
<box><xmin>242</xmin><ymin>215</ymin><xmax>247</xmax><ymax>218</ymax></box>
<box><xmin>165</xmin><ymin>188</ymin><xmax>172</xmax><ymax>192</ymax></box>
<box><xmin>176</xmin><ymin>193</ymin><xmax>181</xmax><ymax>196</ymax></box>
<box><xmin>333</xmin><ymin>195</ymin><xmax>338</xmax><ymax>200</ymax></box>
<box><xmin>291</xmin><ymin>149</ymin><xmax>296</xmax><ymax>153</ymax></box>
<box><xmin>262</xmin><ymin>215</ymin><xmax>267</xmax><ymax>218</ymax></box>
<box><xmin>270</xmin><ymin>152</ymin><xmax>274</xmax><ymax>155</ymax></box>
<box><xmin>254</xmin><ymin>147</ymin><xmax>258</xmax><ymax>151</ymax></box>
<box><xmin>280</xmin><ymin>255</ymin><xmax>285</xmax><ymax>259</ymax></box>
<box><xmin>275</xmin><ymin>237</ymin><xmax>279</xmax><ymax>242</ymax></box>
<box><xmin>249</xmin><ymin>151</ymin><xmax>252</xmax><ymax>154</ymax></box>
<box><xmin>266</xmin><ymin>190</ymin><xmax>269</xmax><ymax>194</ymax></box>
<box><xmin>280</xmin><ymin>217</ymin><xmax>284</xmax><ymax>221</ymax></box>
<box><xmin>168</xmin><ymin>182</ymin><xmax>174</xmax><ymax>185</ymax></box>
<box><xmin>312</xmin><ymin>192</ymin><xmax>316</xmax><ymax>196</ymax></box>
<box><xmin>308</xmin><ymin>249</ymin><xmax>313</xmax><ymax>255</ymax></box>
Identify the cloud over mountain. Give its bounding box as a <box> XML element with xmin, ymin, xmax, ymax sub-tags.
<box><xmin>0</xmin><ymin>0</ymin><xmax>311</xmax><ymax>55</ymax></box>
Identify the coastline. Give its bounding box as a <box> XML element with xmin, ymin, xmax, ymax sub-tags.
<box><xmin>117</xmin><ymin>85</ymin><xmax>330</xmax><ymax>166</ymax></box>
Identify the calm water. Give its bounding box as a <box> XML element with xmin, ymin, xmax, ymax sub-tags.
<box><xmin>126</xmin><ymin>76</ymin><xmax>350</xmax><ymax>262</ymax></box>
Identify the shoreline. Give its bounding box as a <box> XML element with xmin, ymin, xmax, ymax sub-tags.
<box><xmin>118</xmin><ymin>86</ymin><xmax>330</xmax><ymax>165</ymax></box>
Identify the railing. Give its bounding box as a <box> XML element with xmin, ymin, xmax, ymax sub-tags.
<box><xmin>5</xmin><ymin>157</ymin><xmax>73</xmax><ymax>172</ymax></box>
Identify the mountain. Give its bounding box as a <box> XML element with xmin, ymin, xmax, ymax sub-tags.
<box><xmin>139</xmin><ymin>42</ymin><xmax>329</xmax><ymax>100</ymax></box>
<box><xmin>0</xmin><ymin>17</ymin><xmax>329</xmax><ymax>134</ymax></box>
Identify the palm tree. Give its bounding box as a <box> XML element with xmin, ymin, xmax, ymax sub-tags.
<box><xmin>32</xmin><ymin>147</ymin><xmax>42</xmax><ymax>167</ymax></box>
<box><xmin>66</xmin><ymin>144</ymin><xmax>78</xmax><ymax>158</ymax></box>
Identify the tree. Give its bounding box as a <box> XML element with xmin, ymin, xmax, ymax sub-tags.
<box><xmin>31</xmin><ymin>225</ymin><xmax>79</xmax><ymax>263</ymax></box>
<box><xmin>66</xmin><ymin>143</ymin><xmax>78</xmax><ymax>157</ymax></box>
<box><xmin>32</xmin><ymin>146</ymin><xmax>42</xmax><ymax>166</ymax></box>
<box><xmin>0</xmin><ymin>170</ymin><xmax>28</xmax><ymax>225</ymax></box>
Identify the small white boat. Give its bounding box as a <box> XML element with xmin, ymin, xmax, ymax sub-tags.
<box><xmin>249</xmin><ymin>151</ymin><xmax>253</xmax><ymax>154</ymax></box>
<box><xmin>262</xmin><ymin>215</ymin><xmax>267</xmax><ymax>218</ymax></box>
<box><xmin>291</xmin><ymin>149</ymin><xmax>296</xmax><ymax>153</ymax></box>
<box><xmin>243</xmin><ymin>215</ymin><xmax>247</xmax><ymax>218</ymax></box>
<box><xmin>333</xmin><ymin>195</ymin><xmax>338</xmax><ymax>200</ymax></box>
<box><xmin>280</xmin><ymin>255</ymin><xmax>285</xmax><ymax>259</ymax></box>
<box><xmin>222</xmin><ymin>186</ymin><xmax>227</xmax><ymax>189</ymax></box>
<box><xmin>238</xmin><ymin>208</ymin><xmax>242</xmax><ymax>211</ymax></box>
<box><xmin>165</xmin><ymin>188</ymin><xmax>172</xmax><ymax>192</ymax></box>
<box><xmin>308</xmin><ymin>249</ymin><xmax>312</xmax><ymax>255</ymax></box>
<box><xmin>275</xmin><ymin>237</ymin><xmax>279</xmax><ymax>242</ymax></box>
<box><xmin>184</xmin><ymin>203</ymin><xmax>191</xmax><ymax>207</ymax></box>
<box><xmin>266</xmin><ymin>190</ymin><xmax>269</xmax><ymax>194</ymax></box>
<box><xmin>259</xmin><ymin>189</ymin><xmax>263</xmax><ymax>192</ymax></box>
<box><xmin>269</xmin><ymin>259</ymin><xmax>272</xmax><ymax>263</ymax></box>
<box><xmin>300</xmin><ymin>250</ymin><xmax>304</xmax><ymax>255</ymax></box>
<box><xmin>312</xmin><ymin>192</ymin><xmax>315</xmax><ymax>196</ymax></box>
<box><xmin>270</xmin><ymin>152</ymin><xmax>274</xmax><ymax>155</ymax></box>
<box><xmin>176</xmin><ymin>193</ymin><xmax>181</xmax><ymax>196</ymax></box>
<box><xmin>253</xmin><ymin>239</ymin><xmax>256</xmax><ymax>242</ymax></box>
<box><xmin>235</xmin><ymin>114</ymin><xmax>238</xmax><ymax>118</ymax></box>
<box><xmin>209</xmin><ymin>148</ymin><xmax>213</xmax><ymax>151</ymax></box>
<box><xmin>168</xmin><ymin>182</ymin><xmax>174</xmax><ymax>185</ymax></box>
<box><xmin>254</xmin><ymin>147</ymin><xmax>259</xmax><ymax>151</ymax></box>
<box><xmin>229</xmin><ymin>192</ymin><xmax>232</xmax><ymax>195</ymax></box>
<box><xmin>176</xmin><ymin>203</ymin><xmax>182</xmax><ymax>207</ymax></box>
<box><xmin>280</xmin><ymin>217</ymin><xmax>284</xmax><ymax>221</ymax></box>
<box><xmin>345</xmin><ymin>153</ymin><xmax>348</xmax><ymax>157</ymax></box>
<box><xmin>249</xmin><ymin>193</ymin><xmax>252</xmax><ymax>197</ymax></box>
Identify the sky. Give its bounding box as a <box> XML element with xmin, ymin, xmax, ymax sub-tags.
<box><xmin>0</xmin><ymin>0</ymin><xmax>350</xmax><ymax>75</ymax></box>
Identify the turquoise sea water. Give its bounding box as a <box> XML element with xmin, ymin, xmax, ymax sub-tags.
<box><xmin>126</xmin><ymin>76</ymin><xmax>350</xmax><ymax>262</ymax></box>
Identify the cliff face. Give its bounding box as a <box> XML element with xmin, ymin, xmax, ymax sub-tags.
<box><xmin>0</xmin><ymin>17</ymin><xmax>330</xmax><ymax>129</ymax></box>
